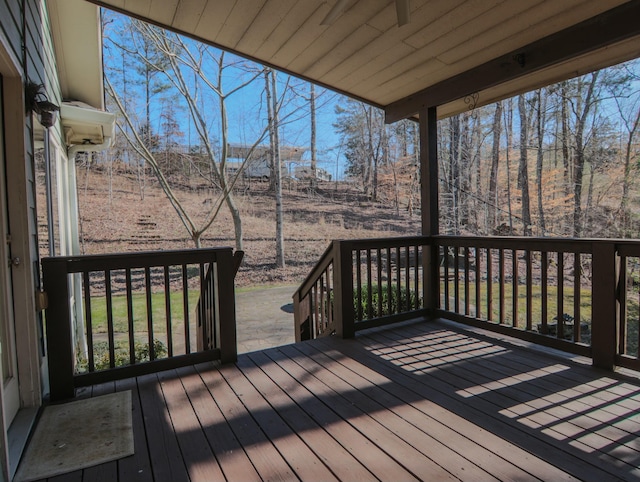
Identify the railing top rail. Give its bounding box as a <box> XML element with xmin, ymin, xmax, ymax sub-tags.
<box><xmin>295</xmin><ymin>241</ymin><xmax>335</xmax><ymax>299</ymax></box>
<box><xmin>348</xmin><ymin>235</ymin><xmax>429</xmax><ymax>250</ymax></box>
<box><xmin>41</xmin><ymin>247</ymin><xmax>234</xmax><ymax>273</ymax></box>
<box><xmin>433</xmin><ymin>235</ymin><xmax>597</xmax><ymax>253</ymax></box>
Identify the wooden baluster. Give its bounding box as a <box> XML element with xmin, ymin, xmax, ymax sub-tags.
<box><xmin>377</xmin><ymin>248</ymin><xmax>383</xmax><ymax>316</ymax></box>
<box><xmin>414</xmin><ymin>245</ymin><xmax>420</xmax><ymax>310</ymax></box>
<box><xmin>443</xmin><ymin>246</ymin><xmax>450</xmax><ymax>311</ymax></box>
<box><xmin>475</xmin><ymin>247</ymin><xmax>481</xmax><ymax>319</ymax></box>
<box><xmin>356</xmin><ymin>250</ymin><xmax>362</xmax><ymax>321</ymax></box>
<box><xmin>454</xmin><ymin>248</ymin><xmax>460</xmax><ymax>314</ymax></box>
<box><xmin>618</xmin><ymin>255</ymin><xmax>628</xmax><ymax>355</ymax></box>
<box><xmin>164</xmin><ymin>266</ymin><xmax>173</xmax><ymax>357</ymax></box>
<box><xmin>83</xmin><ymin>271</ymin><xmax>95</xmax><ymax>372</ymax></box>
<box><xmin>464</xmin><ymin>246</ymin><xmax>470</xmax><ymax>316</ymax></box>
<box><xmin>378</xmin><ymin>248</ymin><xmax>393</xmax><ymax>316</ymax></box>
<box><xmin>573</xmin><ymin>253</ymin><xmax>581</xmax><ymax>343</ymax></box>
<box><xmin>182</xmin><ymin>264</ymin><xmax>191</xmax><ymax>354</ymax></box>
<box><xmin>512</xmin><ymin>249</ymin><xmax>518</xmax><ymax>328</ymax></box>
<box><xmin>499</xmin><ymin>249</ymin><xmax>505</xmax><ymax>325</ymax></box>
<box><xmin>405</xmin><ymin>246</ymin><xmax>411</xmax><ymax>312</ymax></box>
<box><xmin>327</xmin><ymin>265</ymin><xmax>333</xmax><ymax>332</ymax></box>
<box><xmin>105</xmin><ymin>270</ymin><xmax>115</xmax><ymax>368</ymax></box>
<box><xmin>145</xmin><ymin>267</ymin><xmax>154</xmax><ymax>360</ymax></box>
<box><xmin>541</xmin><ymin>251</ymin><xmax>548</xmax><ymax>334</ymax></box>
<box><xmin>526</xmin><ymin>251</ymin><xmax>532</xmax><ymax>331</ymax></box>
<box><xmin>487</xmin><ymin>249</ymin><xmax>493</xmax><ymax>321</ymax></box>
<box><xmin>396</xmin><ymin>247</ymin><xmax>401</xmax><ymax>315</ymax></box>
<box><xmin>320</xmin><ymin>275</ymin><xmax>326</xmax><ymax>332</ymax></box>
<box><xmin>557</xmin><ymin>252</ymin><xmax>564</xmax><ymax>340</ymax></box>
<box><xmin>367</xmin><ymin>249</ymin><xmax>373</xmax><ymax>319</ymax></box>
<box><xmin>125</xmin><ymin>269</ymin><xmax>135</xmax><ymax>365</ymax></box>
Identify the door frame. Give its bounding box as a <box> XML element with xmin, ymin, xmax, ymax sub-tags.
<box><xmin>0</xmin><ymin>26</ymin><xmax>43</xmax><ymax>413</ymax></box>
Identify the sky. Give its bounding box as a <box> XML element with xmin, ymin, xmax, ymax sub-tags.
<box><xmin>102</xmin><ymin>10</ymin><xmax>351</xmax><ymax>180</ymax></box>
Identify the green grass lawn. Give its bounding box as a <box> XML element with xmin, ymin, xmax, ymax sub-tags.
<box><xmin>86</xmin><ymin>289</ymin><xmax>201</xmax><ymax>335</ymax></box>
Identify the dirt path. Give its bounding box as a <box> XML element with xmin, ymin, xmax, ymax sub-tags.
<box><xmin>235</xmin><ymin>285</ymin><xmax>297</xmax><ymax>354</ymax></box>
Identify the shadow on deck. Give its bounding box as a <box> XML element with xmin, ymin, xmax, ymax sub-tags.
<box><xmin>29</xmin><ymin>318</ymin><xmax>640</xmax><ymax>481</ymax></box>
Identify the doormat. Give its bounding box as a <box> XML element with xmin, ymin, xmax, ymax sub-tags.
<box><xmin>15</xmin><ymin>391</ymin><xmax>133</xmax><ymax>482</ymax></box>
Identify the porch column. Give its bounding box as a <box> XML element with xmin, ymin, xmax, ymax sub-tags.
<box><xmin>420</xmin><ymin>107</ymin><xmax>439</xmax><ymax>314</ymax></box>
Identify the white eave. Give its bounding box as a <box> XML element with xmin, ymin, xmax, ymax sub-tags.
<box><xmin>48</xmin><ymin>0</ymin><xmax>105</xmax><ymax>110</ymax></box>
<box><xmin>60</xmin><ymin>101</ymin><xmax>115</xmax><ymax>148</ymax></box>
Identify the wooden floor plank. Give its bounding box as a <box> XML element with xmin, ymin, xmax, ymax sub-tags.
<box><xmin>157</xmin><ymin>369</ymin><xmax>225</xmax><ymax>482</ymax></box>
<box><xmin>290</xmin><ymin>339</ymin><xmax>553</xmax><ymax>482</ymax></box>
<box><xmin>277</xmin><ymin>343</ymin><xmax>460</xmax><ymax>481</ymax></box>
<box><xmin>258</xmin><ymin>348</ymin><xmax>419</xmax><ymax>481</ymax></box>
<box><xmin>175</xmin><ymin>365</ymin><xmax>262</xmax><ymax>482</ymax></box>
<box><xmin>217</xmin><ymin>361</ymin><xmax>340</xmax><ymax>481</ymax></box>
<box><xmin>354</xmin><ymin>321</ymin><xmax>638</xmax><ymax>481</ymax></box>
<box><xmin>282</xmin><ymin>342</ymin><xmax>505</xmax><ymax>481</ymax></box>
<box><xmin>137</xmin><ymin>373</ymin><xmax>190</xmax><ymax>482</ymax></box>
<box><xmin>241</xmin><ymin>351</ymin><xmax>378</xmax><ymax>481</ymax></box>
<box><xmin>115</xmin><ymin>377</ymin><xmax>153</xmax><ymax>482</ymax></box>
<box><xmin>32</xmin><ymin>318</ymin><xmax>640</xmax><ymax>482</ymax></box>
<box><xmin>195</xmin><ymin>362</ymin><xmax>298</xmax><ymax>482</ymax></box>
<box><xmin>390</xmin><ymin>323</ymin><xmax>640</xmax><ymax>470</ymax></box>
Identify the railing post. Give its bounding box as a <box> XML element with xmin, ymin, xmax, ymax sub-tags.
<box><xmin>333</xmin><ymin>240</ymin><xmax>355</xmax><ymax>338</ymax></box>
<box><xmin>42</xmin><ymin>258</ymin><xmax>75</xmax><ymax>401</ymax></box>
<box><xmin>216</xmin><ymin>249</ymin><xmax>237</xmax><ymax>363</ymax></box>
<box><xmin>591</xmin><ymin>241</ymin><xmax>618</xmax><ymax>370</ymax></box>
<box><xmin>424</xmin><ymin>237</ymin><xmax>439</xmax><ymax>316</ymax></box>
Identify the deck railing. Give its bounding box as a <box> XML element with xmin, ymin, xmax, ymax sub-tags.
<box><xmin>42</xmin><ymin>247</ymin><xmax>243</xmax><ymax>401</ymax></box>
<box><xmin>295</xmin><ymin>235</ymin><xmax>640</xmax><ymax>373</ymax></box>
<box><xmin>293</xmin><ymin>236</ymin><xmax>429</xmax><ymax>341</ymax></box>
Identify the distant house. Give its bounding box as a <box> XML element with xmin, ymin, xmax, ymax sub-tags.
<box><xmin>226</xmin><ymin>143</ymin><xmax>307</xmax><ymax>180</ymax></box>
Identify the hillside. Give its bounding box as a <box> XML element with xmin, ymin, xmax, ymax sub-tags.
<box><xmin>39</xmin><ymin>164</ymin><xmax>421</xmax><ymax>287</ymax></box>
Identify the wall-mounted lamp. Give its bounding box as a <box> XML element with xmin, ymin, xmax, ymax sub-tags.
<box><xmin>25</xmin><ymin>81</ymin><xmax>59</xmax><ymax>256</ymax></box>
<box><xmin>36</xmin><ymin>100</ymin><xmax>59</xmax><ymax>128</ymax></box>
<box><xmin>25</xmin><ymin>81</ymin><xmax>59</xmax><ymax>128</ymax></box>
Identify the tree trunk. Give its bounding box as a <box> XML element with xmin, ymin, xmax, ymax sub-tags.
<box><xmin>505</xmin><ymin>98</ymin><xmax>514</xmax><ymax>234</ymax></box>
<box><xmin>573</xmin><ymin>72</ymin><xmax>599</xmax><ymax>237</ymax></box>
<box><xmin>310</xmin><ymin>83</ymin><xmax>317</xmax><ymax>190</ymax></box>
<box><xmin>267</xmin><ymin>69</ymin><xmax>285</xmax><ymax>267</ymax></box>
<box><xmin>535</xmin><ymin>89</ymin><xmax>547</xmax><ymax>236</ymax></box>
<box><xmin>518</xmin><ymin>95</ymin><xmax>532</xmax><ymax>236</ymax></box>
<box><xmin>488</xmin><ymin>101</ymin><xmax>502</xmax><ymax>232</ymax></box>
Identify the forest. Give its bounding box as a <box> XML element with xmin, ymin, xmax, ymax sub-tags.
<box><xmin>102</xmin><ymin>11</ymin><xmax>640</xmax><ymax>253</ymax></box>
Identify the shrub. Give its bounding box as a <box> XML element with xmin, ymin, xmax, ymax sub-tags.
<box><xmin>354</xmin><ymin>284</ymin><xmax>421</xmax><ymax>320</ymax></box>
<box><xmin>76</xmin><ymin>339</ymin><xmax>168</xmax><ymax>372</ymax></box>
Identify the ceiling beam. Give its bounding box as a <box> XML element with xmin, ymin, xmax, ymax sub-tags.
<box><xmin>385</xmin><ymin>0</ymin><xmax>640</xmax><ymax>124</ymax></box>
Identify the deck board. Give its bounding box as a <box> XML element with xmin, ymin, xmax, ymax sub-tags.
<box><xmin>31</xmin><ymin>318</ymin><xmax>640</xmax><ymax>482</ymax></box>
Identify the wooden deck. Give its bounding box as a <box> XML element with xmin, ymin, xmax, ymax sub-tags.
<box><xmin>33</xmin><ymin>319</ymin><xmax>640</xmax><ymax>482</ymax></box>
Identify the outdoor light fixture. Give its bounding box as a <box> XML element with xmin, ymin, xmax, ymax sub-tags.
<box><xmin>36</xmin><ymin>99</ymin><xmax>60</xmax><ymax>128</ymax></box>
<box><xmin>26</xmin><ymin>82</ymin><xmax>60</xmax><ymax>256</ymax></box>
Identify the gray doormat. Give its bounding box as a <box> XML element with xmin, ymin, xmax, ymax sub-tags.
<box><xmin>15</xmin><ymin>391</ymin><xmax>133</xmax><ymax>482</ymax></box>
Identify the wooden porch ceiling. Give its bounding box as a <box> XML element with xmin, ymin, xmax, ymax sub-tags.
<box><xmin>30</xmin><ymin>319</ymin><xmax>640</xmax><ymax>481</ymax></box>
<box><xmin>86</xmin><ymin>0</ymin><xmax>640</xmax><ymax>121</ymax></box>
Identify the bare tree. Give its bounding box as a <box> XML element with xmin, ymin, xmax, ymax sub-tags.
<box><xmin>265</xmin><ymin>68</ymin><xmax>285</xmax><ymax>267</ymax></box>
<box><xmin>106</xmin><ymin>21</ymin><xmax>270</xmax><ymax>248</ymax></box>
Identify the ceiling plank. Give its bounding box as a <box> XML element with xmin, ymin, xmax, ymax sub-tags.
<box><xmin>314</xmin><ymin>0</ymin><xmax>453</xmax><ymax>83</ymax></box>
<box><xmin>378</xmin><ymin>0</ymin><xmax>594</xmax><ymax>104</ymax></box>
<box><xmin>385</xmin><ymin>0</ymin><xmax>640</xmax><ymax>123</ymax></box>
<box><xmin>234</xmin><ymin>0</ymin><xmax>298</xmax><ymax>54</ymax></box>
<box><xmin>170</xmin><ymin>0</ymin><xmax>208</xmax><ymax>32</ymax></box>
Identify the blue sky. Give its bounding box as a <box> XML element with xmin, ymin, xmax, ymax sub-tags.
<box><xmin>102</xmin><ymin>10</ymin><xmax>350</xmax><ymax>179</ymax></box>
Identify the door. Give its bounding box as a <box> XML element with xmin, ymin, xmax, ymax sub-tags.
<box><xmin>0</xmin><ymin>74</ymin><xmax>20</xmax><ymax>426</ymax></box>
